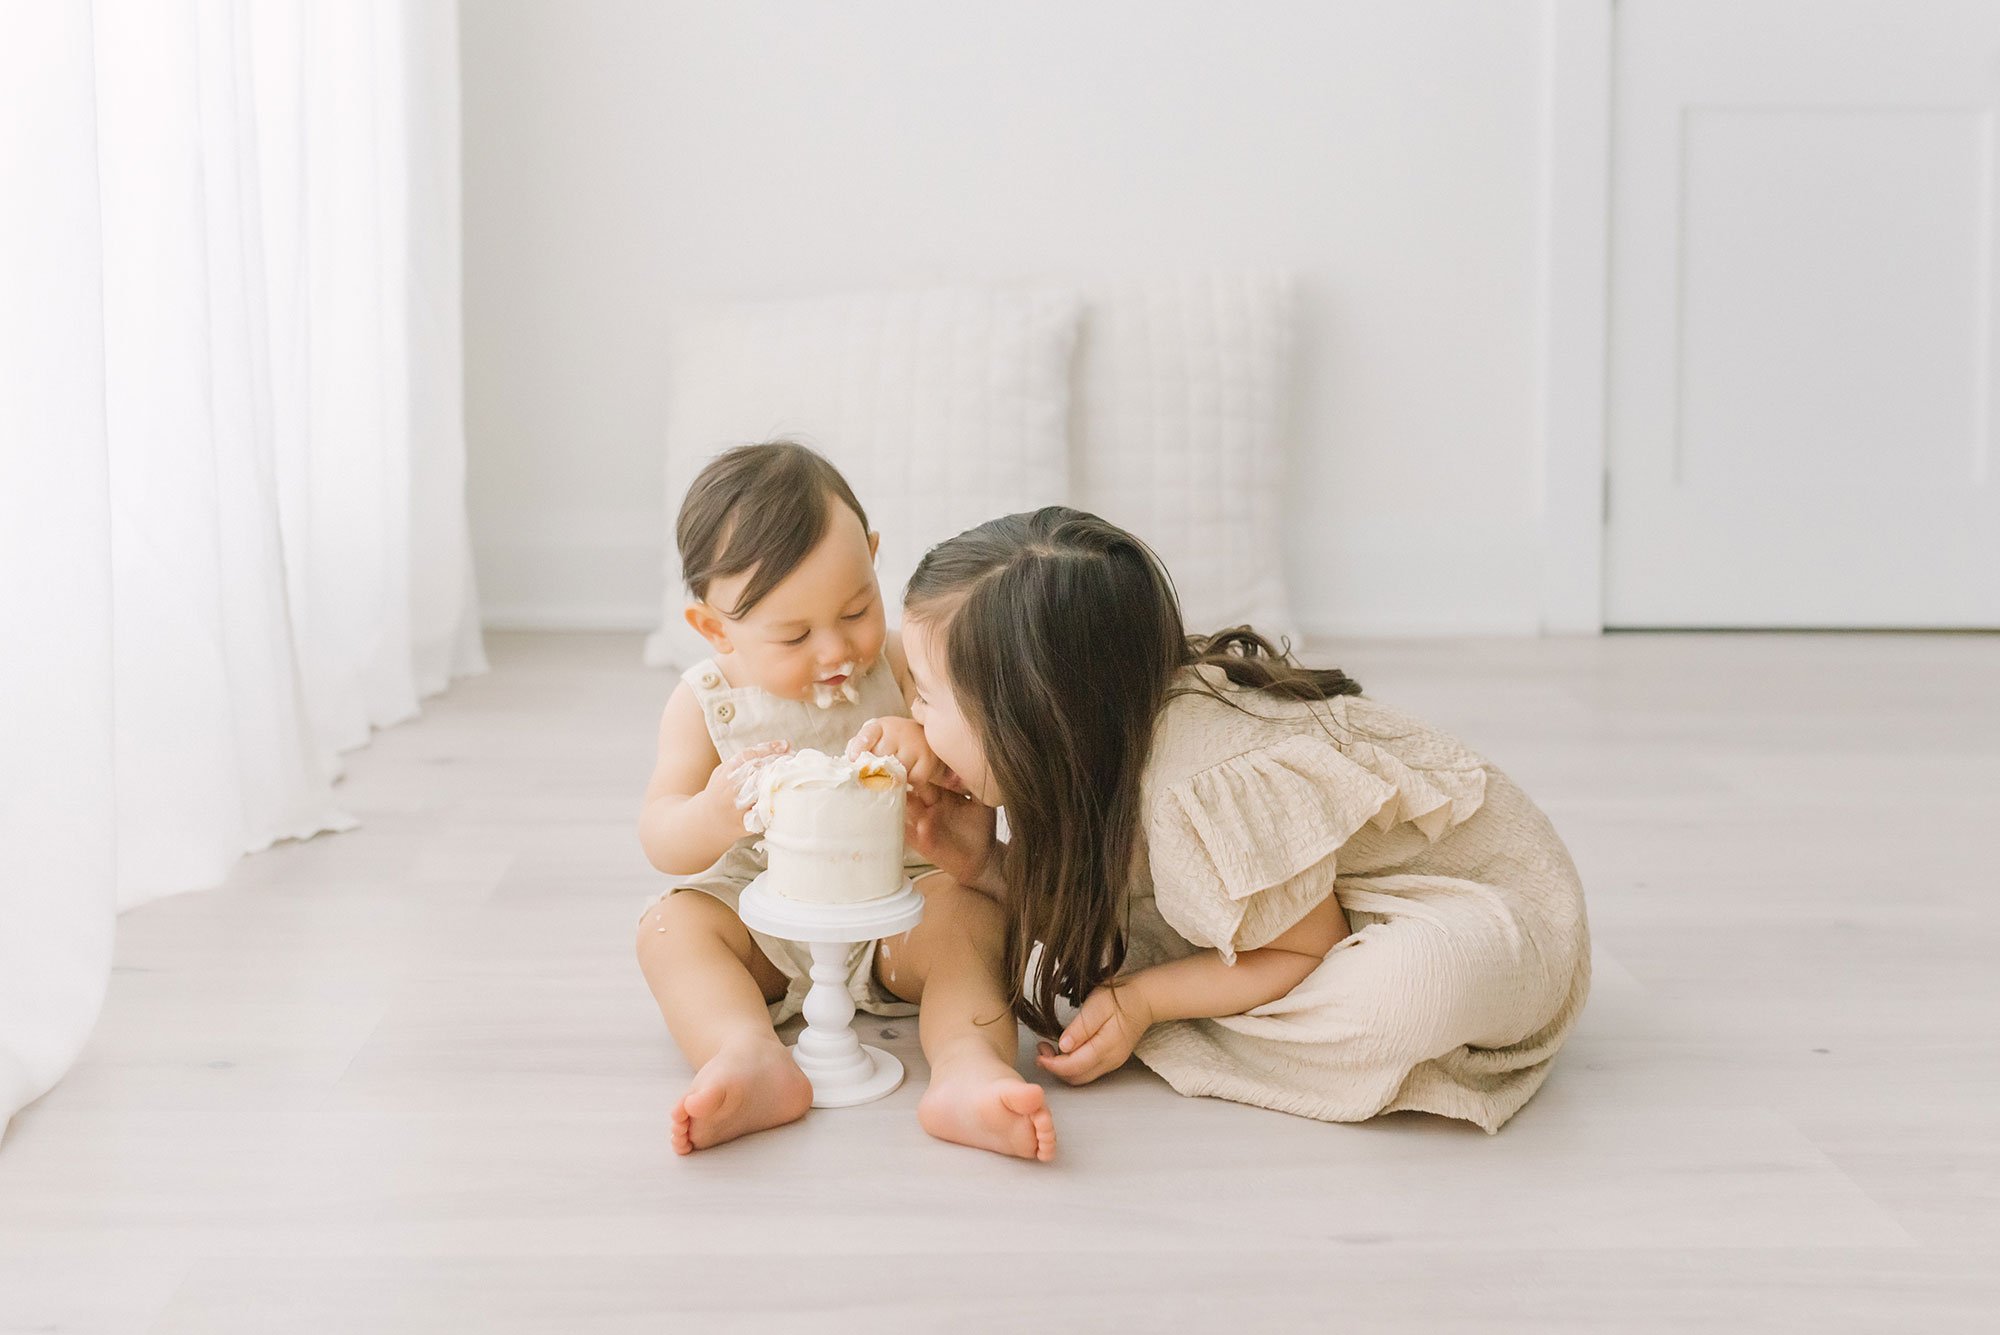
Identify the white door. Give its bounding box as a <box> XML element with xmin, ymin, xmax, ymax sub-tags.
<box><xmin>1605</xmin><ymin>0</ymin><xmax>2000</xmax><ymax>627</ymax></box>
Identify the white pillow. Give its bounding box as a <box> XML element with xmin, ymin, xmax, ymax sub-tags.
<box><xmin>646</xmin><ymin>285</ymin><xmax>1080</xmax><ymax>667</ymax></box>
<box><xmin>1073</xmin><ymin>272</ymin><xmax>1299</xmax><ymax>646</ymax></box>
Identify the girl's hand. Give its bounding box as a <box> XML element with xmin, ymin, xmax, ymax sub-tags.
<box><xmin>1035</xmin><ymin>981</ymin><xmax>1153</xmax><ymax>1085</ymax></box>
<box><xmin>704</xmin><ymin>740</ymin><xmax>789</xmax><ymax>829</ymax></box>
<box><xmin>846</xmin><ymin>716</ymin><xmax>947</xmax><ymax>787</ymax></box>
<box><xmin>904</xmin><ymin>780</ymin><xmax>997</xmax><ymax>892</ymax></box>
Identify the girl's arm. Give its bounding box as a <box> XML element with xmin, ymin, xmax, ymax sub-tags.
<box><xmin>1036</xmin><ymin>894</ymin><xmax>1350</xmax><ymax>1085</ymax></box>
<box><xmin>637</xmin><ymin>683</ymin><xmax>781</xmax><ymax>876</ymax></box>
<box><xmin>1130</xmin><ymin>893</ymin><xmax>1351</xmax><ymax>1022</ymax></box>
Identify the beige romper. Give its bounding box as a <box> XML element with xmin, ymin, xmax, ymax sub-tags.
<box><xmin>642</xmin><ymin>653</ymin><xmax>929</xmax><ymax>1025</ymax></box>
<box><xmin>1126</xmin><ymin>666</ymin><xmax>1592</xmax><ymax>1133</ymax></box>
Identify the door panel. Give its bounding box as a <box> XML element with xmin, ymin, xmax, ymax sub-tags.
<box><xmin>1606</xmin><ymin>0</ymin><xmax>2000</xmax><ymax>626</ymax></box>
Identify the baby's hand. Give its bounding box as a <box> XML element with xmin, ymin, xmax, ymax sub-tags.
<box><xmin>705</xmin><ymin>740</ymin><xmax>789</xmax><ymax>828</ymax></box>
<box><xmin>846</xmin><ymin>716</ymin><xmax>945</xmax><ymax>788</ymax></box>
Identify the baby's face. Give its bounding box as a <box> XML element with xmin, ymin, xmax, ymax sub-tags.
<box><xmin>902</xmin><ymin>614</ymin><xmax>997</xmax><ymax>806</ymax></box>
<box><xmin>697</xmin><ymin>507</ymin><xmax>887</xmax><ymax>703</ymax></box>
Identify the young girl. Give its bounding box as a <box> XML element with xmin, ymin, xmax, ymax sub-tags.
<box><xmin>637</xmin><ymin>443</ymin><xmax>1055</xmax><ymax>1160</ymax></box>
<box><xmin>898</xmin><ymin>507</ymin><xmax>1592</xmax><ymax>1135</ymax></box>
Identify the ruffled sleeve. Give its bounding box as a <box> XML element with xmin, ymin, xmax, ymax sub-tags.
<box><xmin>1144</xmin><ymin>729</ymin><xmax>1488</xmax><ymax>964</ymax></box>
<box><xmin>1340</xmin><ymin>734</ymin><xmax>1487</xmax><ymax>842</ymax></box>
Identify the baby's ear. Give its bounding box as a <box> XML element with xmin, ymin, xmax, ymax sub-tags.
<box><xmin>868</xmin><ymin>530</ymin><xmax>881</xmax><ymax>561</ymax></box>
<box><xmin>684</xmin><ymin>602</ymin><xmax>731</xmax><ymax>652</ymax></box>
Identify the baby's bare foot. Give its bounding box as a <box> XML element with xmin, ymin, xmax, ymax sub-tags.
<box><xmin>671</xmin><ymin>1036</ymin><xmax>813</xmax><ymax>1155</ymax></box>
<box><xmin>918</xmin><ymin>1057</ymin><xmax>1057</xmax><ymax>1162</ymax></box>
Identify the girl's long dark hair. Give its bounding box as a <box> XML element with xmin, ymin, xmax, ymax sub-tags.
<box><xmin>904</xmin><ymin>507</ymin><xmax>1361</xmax><ymax>1036</ymax></box>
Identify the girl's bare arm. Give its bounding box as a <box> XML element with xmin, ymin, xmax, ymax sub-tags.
<box><xmin>1036</xmin><ymin>894</ymin><xmax>1351</xmax><ymax>1085</ymax></box>
<box><xmin>1128</xmin><ymin>894</ymin><xmax>1351</xmax><ymax>1022</ymax></box>
<box><xmin>1136</xmin><ymin>895</ymin><xmax>1352</xmax><ymax>1023</ymax></box>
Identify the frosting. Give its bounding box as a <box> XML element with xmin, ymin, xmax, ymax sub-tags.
<box><xmin>809</xmin><ymin>661</ymin><xmax>862</xmax><ymax>710</ymax></box>
<box><xmin>743</xmin><ymin>747</ymin><xmax>905</xmax><ymax>834</ymax></box>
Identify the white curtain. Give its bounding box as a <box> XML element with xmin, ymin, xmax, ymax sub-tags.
<box><xmin>0</xmin><ymin>0</ymin><xmax>483</xmax><ymax>1139</ymax></box>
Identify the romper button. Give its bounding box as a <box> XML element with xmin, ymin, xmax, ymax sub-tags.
<box><xmin>700</xmin><ymin>670</ymin><xmax>721</xmax><ymax>689</ymax></box>
<box><xmin>714</xmin><ymin>702</ymin><xmax>735</xmax><ymax>723</ymax></box>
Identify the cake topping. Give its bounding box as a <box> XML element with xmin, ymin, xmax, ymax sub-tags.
<box><xmin>741</xmin><ymin>747</ymin><xmax>906</xmax><ymax>834</ymax></box>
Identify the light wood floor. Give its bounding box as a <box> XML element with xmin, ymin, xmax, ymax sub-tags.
<box><xmin>3</xmin><ymin>631</ymin><xmax>1997</xmax><ymax>1333</ymax></box>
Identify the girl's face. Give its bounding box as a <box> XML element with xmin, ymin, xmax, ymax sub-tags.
<box><xmin>690</xmin><ymin>507</ymin><xmax>887</xmax><ymax>703</ymax></box>
<box><xmin>902</xmin><ymin>613</ymin><xmax>998</xmax><ymax>806</ymax></box>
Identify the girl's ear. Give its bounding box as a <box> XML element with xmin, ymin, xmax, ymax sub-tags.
<box><xmin>868</xmin><ymin>530</ymin><xmax>881</xmax><ymax>562</ymax></box>
<box><xmin>684</xmin><ymin>602</ymin><xmax>732</xmax><ymax>653</ymax></box>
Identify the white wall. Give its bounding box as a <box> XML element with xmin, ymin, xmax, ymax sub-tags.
<box><xmin>462</xmin><ymin>0</ymin><xmax>1556</xmax><ymax>637</ymax></box>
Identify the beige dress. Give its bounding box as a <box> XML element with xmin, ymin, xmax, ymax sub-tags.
<box><xmin>1126</xmin><ymin>666</ymin><xmax>1591</xmax><ymax>1133</ymax></box>
<box><xmin>640</xmin><ymin>653</ymin><xmax>931</xmax><ymax>1025</ymax></box>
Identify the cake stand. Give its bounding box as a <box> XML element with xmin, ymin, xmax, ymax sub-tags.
<box><xmin>736</xmin><ymin>875</ymin><xmax>925</xmax><ymax>1107</ymax></box>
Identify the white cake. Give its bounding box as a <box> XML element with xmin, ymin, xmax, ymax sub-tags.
<box><xmin>744</xmin><ymin>749</ymin><xmax>907</xmax><ymax>905</ymax></box>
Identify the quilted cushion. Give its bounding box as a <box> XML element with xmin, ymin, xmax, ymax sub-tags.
<box><xmin>645</xmin><ymin>285</ymin><xmax>1081</xmax><ymax>667</ymax></box>
<box><xmin>1074</xmin><ymin>273</ymin><xmax>1298</xmax><ymax>645</ymax></box>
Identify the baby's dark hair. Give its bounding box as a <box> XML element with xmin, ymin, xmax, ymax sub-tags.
<box><xmin>676</xmin><ymin>441</ymin><xmax>871</xmax><ymax>618</ymax></box>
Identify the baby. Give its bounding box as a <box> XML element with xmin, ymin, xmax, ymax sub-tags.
<box><xmin>636</xmin><ymin>443</ymin><xmax>1046</xmax><ymax>1159</ymax></box>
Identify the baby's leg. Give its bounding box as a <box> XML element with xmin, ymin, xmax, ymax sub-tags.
<box><xmin>636</xmin><ymin>890</ymin><xmax>811</xmax><ymax>1155</ymax></box>
<box><xmin>876</xmin><ymin>875</ymin><xmax>1056</xmax><ymax>1162</ymax></box>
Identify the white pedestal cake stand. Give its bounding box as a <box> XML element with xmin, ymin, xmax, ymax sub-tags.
<box><xmin>736</xmin><ymin>875</ymin><xmax>924</xmax><ymax>1108</ymax></box>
